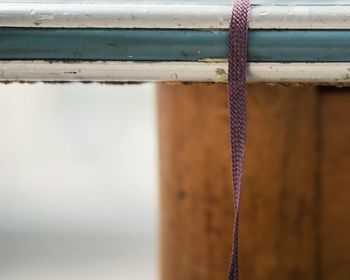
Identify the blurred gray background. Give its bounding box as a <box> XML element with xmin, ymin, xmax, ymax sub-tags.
<box><xmin>0</xmin><ymin>83</ymin><xmax>158</xmax><ymax>280</ymax></box>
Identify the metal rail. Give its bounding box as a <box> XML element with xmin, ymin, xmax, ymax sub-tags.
<box><xmin>1</xmin><ymin>61</ymin><xmax>350</xmax><ymax>84</ymax></box>
<box><xmin>0</xmin><ymin>3</ymin><xmax>350</xmax><ymax>29</ymax></box>
<box><xmin>0</xmin><ymin>1</ymin><xmax>349</xmax><ymax>83</ymax></box>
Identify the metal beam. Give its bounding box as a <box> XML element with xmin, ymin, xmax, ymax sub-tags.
<box><xmin>0</xmin><ymin>3</ymin><xmax>349</xmax><ymax>29</ymax></box>
<box><xmin>1</xmin><ymin>61</ymin><xmax>350</xmax><ymax>84</ymax></box>
<box><xmin>0</xmin><ymin>1</ymin><xmax>349</xmax><ymax>83</ymax></box>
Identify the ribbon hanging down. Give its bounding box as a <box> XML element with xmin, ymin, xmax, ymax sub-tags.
<box><xmin>227</xmin><ymin>0</ymin><xmax>251</xmax><ymax>280</ymax></box>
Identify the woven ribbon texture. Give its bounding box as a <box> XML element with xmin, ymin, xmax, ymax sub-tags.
<box><xmin>227</xmin><ymin>0</ymin><xmax>250</xmax><ymax>280</ymax></box>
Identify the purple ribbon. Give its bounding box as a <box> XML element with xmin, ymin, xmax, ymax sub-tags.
<box><xmin>227</xmin><ymin>0</ymin><xmax>251</xmax><ymax>279</ymax></box>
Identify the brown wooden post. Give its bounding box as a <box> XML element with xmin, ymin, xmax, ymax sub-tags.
<box><xmin>240</xmin><ymin>85</ymin><xmax>319</xmax><ymax>280</ymax></box>
<box><xmin>157</xmin><ymin>84</ymin><xmax>234</xmax><ymax>280</ymax></box>
<box><xmin>320</xmin><ymin>88</ymin><xmax>350</xmax><ymax>279</ymax></box>
<box><xmin>157</xmin><ymin>84</ymin><xmax>319</xmax><ymax>280</ymax></box>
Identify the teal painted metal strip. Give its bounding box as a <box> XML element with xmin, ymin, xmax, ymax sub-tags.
<box><xmin>250</xmin><ymin>31</ymin><xmax>350</xmax><ymax>62</ymax></box>
<box><xmin>0</xmin><ymin>28</ymin><xmax>350</xmax><ymax>62</ymax></box>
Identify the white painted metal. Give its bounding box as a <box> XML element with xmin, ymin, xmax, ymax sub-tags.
<box><xmin>0</xmin><ymin>3</ymin><xmax>350</xmax><ymax>29</ymax></box>
<box><xmin>1</xmin><ymin>61</ymin><xmax>350</xmax><ymax>84</ymax></box>
<box><xmin>248</xmin><ymin>63</ymin><xmax>350</xmax><ymax>84</ymax></box>
<box><xmin>251</xmin><ymin>6</ymin><xmax>350</xmax><ymax>30</ymax></box>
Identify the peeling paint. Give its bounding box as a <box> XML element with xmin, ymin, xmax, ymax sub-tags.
<box><xmin>215</xmin><ymin>68</ymin><xmax>227</xmax><ymax>82</ymax></box>
<box><xmin>342</xmin><ymin>73</ymin><xmax>350</xmax><ymax>80</ymax></box>
<box><xmin>200</xmin><ymin>58</ymin><xmax>228</xmax><ymax>63</ymax></box>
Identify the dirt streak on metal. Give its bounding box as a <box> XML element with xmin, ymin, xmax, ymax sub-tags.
<box><xmin>1</xmin><ymin>81</ymin><xmax>350</xmax><ymax>88</ymax></box>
